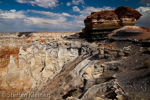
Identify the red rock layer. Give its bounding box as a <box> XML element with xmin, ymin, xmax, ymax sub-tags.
<box><xmin>115</xmin><ymin>6</ymin><xmax>142</xmax><ymax>20</ymax></box>
<box><xmin>84</xmin><ymin>10</ymin><xmax>117</xmax><ymax>23</ymax></box>
<box><xmin>84</xmin><ymin>6</ymin><xmax>142</xmax><ymax>30</ymax></box>
<box><xmin>0</xmin><ymin>46</ymin><xmax>20</xmax><ymax>100</ymax></box>
<box><xmin>140</xmin><ymin>26</ymin><xmax>150</xmax><ymax>32</ymax></box>
<box><xmin>0</xmin><ymin>46</ymin><xmax>20</xmax><ymax>70</ymax></box>
<box><xmin>23</xmin><ymin>45</ymin><xmax>27</xmax><ymax>51</ymax></box>
<box><xmin>38</xmin><ymin>38</ymin><xmax>45</xmax><ymax>43</ymax></box>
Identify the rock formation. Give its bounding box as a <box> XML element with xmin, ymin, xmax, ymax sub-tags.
<box><xmin>0</xmin><ymin>6</ymin><xmax>150</xmax><ymax>100</ymax></box>
<box><xmin>84</xmin><ymin>6</ymin><xmax>142</xmax><ymax>30</ymax></box>
<box><xmin>29</xmin><ymin>26</ymin><xmax>150</xmax><ymax>100</ymax></box>
<box><xmin>0</xmin><ymin>31</ymin><xmax>79</xmax><ymax>100</ymax></box>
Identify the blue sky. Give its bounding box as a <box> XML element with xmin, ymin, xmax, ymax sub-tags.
<box><xmin>0</xmin><ymin>0</ymin><xmax>150</xmax><ymax>32</ymax></box>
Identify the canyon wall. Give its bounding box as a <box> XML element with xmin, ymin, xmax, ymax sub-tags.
<box><xmin>0</xmin><ymin>26</ymin><xmax>150</xmax><ymax>100</ymax></box>
<box><xmin>0</xmin><ymin>31</ymin><xmax>80</xmax><ymax>100</ymax></box>
<box><xmin>28</xmin><ymin>26</ymin><xmax>150</xmax><ymax>100</ymax></box>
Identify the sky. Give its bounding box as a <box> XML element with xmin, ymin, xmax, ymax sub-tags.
<box><xmin>0</xmin><ymin>0</ymin><xmax>150</xmax><ymax>32</ymax></box>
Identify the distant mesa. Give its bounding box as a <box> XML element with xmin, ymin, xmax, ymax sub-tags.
<box><xmin>84</xmin><ymin>6</ymin><xmax>142</xmax><ymax>30</ymax></box>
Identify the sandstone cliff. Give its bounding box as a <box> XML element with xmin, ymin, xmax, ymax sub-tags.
<box><xmin>84</xmin><ymin>6</ymin><xmax>142</xmax><ymax>30</ymax></box>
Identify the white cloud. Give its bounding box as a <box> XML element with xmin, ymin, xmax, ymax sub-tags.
<box><xmin>0</xmin><ymin>10</ymin><xmax>25</xmax><ymax>19</ymax></box>
<box><xmin>79</xmin><ymin>6</ymin><xmax>115</xmax><ymax>16</ymax></box>
<box><xmin>16</xmin><ymin>0</ymin><xmax>59</xmax><ymax>8</ymax></box>
<box><xmin>135</xmin><ymin>7</ymin><xmax>150</xmax><ymax>27</ymax></box>
<box><xmin>62</xmin><ymin>13</ymin><xmax>72</xmax><ymax>17</ymax></box>
<box><xmin>27</xmin><ymin>10</ymin><xmax>56</xmax><ymax>17</ymax></box>
<box><xmin>10</xmin><ymin>9</ymin><xmax>16</xmax><ymax>13</ymax></box>
<box><xmin>0</xmin><ymin>10</ymin><xmax>30</xmax><ymax>32</ymax></box>
<box><xmin>66</xmin><ymin>0</ymin><xmax>84</xmax><ymax>6</ymax></box>
<box><xmin>0</xmin><ymin>9</ymin><xmax>73</xmax><ymax>32</ymax></box>
<box><xmin>27</xmin><ymin>17</ymin><xmax>66</xmax><ymax>26</ymax></box>
<box><xmin>66</xmin><ymin>2</ymin><xmax>71</xmax><ymax>6</ymax></box>
<box><xmin>73</xmin><ymin>6</ymin><xmax>80</xmax><ymax>12</ymax></box>
<box><xmin>27</xmin><ymin>10</ymin><xmax>73</xmax><ymax>17</ymax></box>
<box><xmin>0</xmin><ymin>6</ymin><xmax>116</xmax><ymax>32</ymax></box>
<box><xmin>72</xmin><ymin>0</ymin><xmax>84</xmax><ymax>5</ymax></box>
<box><xmin>16</xmin><ymin>0</ymin><xmax>27</xmax><ymax>3</ymax></box>
<box><xmin>136</xmin><ymin>6</ymin><xmax>150</xmax><ymax>14</ymax></box>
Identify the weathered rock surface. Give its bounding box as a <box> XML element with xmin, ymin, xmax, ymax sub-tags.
<box><xmin>17</xmin><ymin>25</ymin><xmax>150</xmax><ymax>100</ymax></box>
<box><xmin>84</xmin><ymin>6</ymin><xmax>142</xmax><ymax>30</ymax></box>
<box><xmin>0</xmin><ymin>31</ymin><xmax>79</xmax><ymax>100</ymax></box>
<box><xmin>115</xmin><ymin>6</ymin><xmax>141</xmax><ymax>20</ymax></box>
<box><xmin>0</xmin><ymin>25</ymin><xmax>150</xmax><ymax>100</ymax></box>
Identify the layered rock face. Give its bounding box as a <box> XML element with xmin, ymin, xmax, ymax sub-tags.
<box><xmin>0</xmin><ymin>26</ymin><xmax>150</xmax><ymax>100</ymax></box>
<box><xmin>0</xmin><ymin>8</ymin><xmax>150</xmax><ymax>100</ymax></box>
<box><xmin>0</xmin><ymin>31</ymin><xmax>79</xmax><ymax>100</ymax></box>
<box><xmin>30</xmin><ymin>26</ymin><xmax>150</xmax><ymax>100</ymax></box>
<box><xmin>84</xmin><ymin>6</ymin><xmax>142</xmax><ymax>30</ymax></box>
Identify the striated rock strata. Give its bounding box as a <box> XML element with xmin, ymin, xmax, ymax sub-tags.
<box><xmin>0</xmin><ymin>27</ymin><xmax>150</xmax><ymax>100</ymax></box>
<box><xmin>0</xmin><ymin>31</ymin><xmax>79</xmax><ymax>100</ymax></box>
<box><xmin>32</xmin><ymin>26</ymin><xmax>150</xmax><ymax>100</ymax></box>
<box><xmin>84</xmin><ymin>6</ymin><xmax>142</xmax><ymax>30</ymax></box>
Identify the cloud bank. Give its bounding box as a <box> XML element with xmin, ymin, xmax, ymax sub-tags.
<box><xmin>0</xmin><ymin>6</ymin><xmax>115</xmax><ymax>32</ymax></box>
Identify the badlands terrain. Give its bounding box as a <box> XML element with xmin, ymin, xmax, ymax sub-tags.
<box><xmin>0</xmin><ymin>6</ymin><xmax>150</xmax><ymax>100</ymax></box>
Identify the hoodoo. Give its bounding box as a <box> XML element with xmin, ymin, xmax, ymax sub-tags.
<box><xmin>84</xmin><ymin>6</ymin><xmax>142</xmax><ymax>30</ymax></box>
